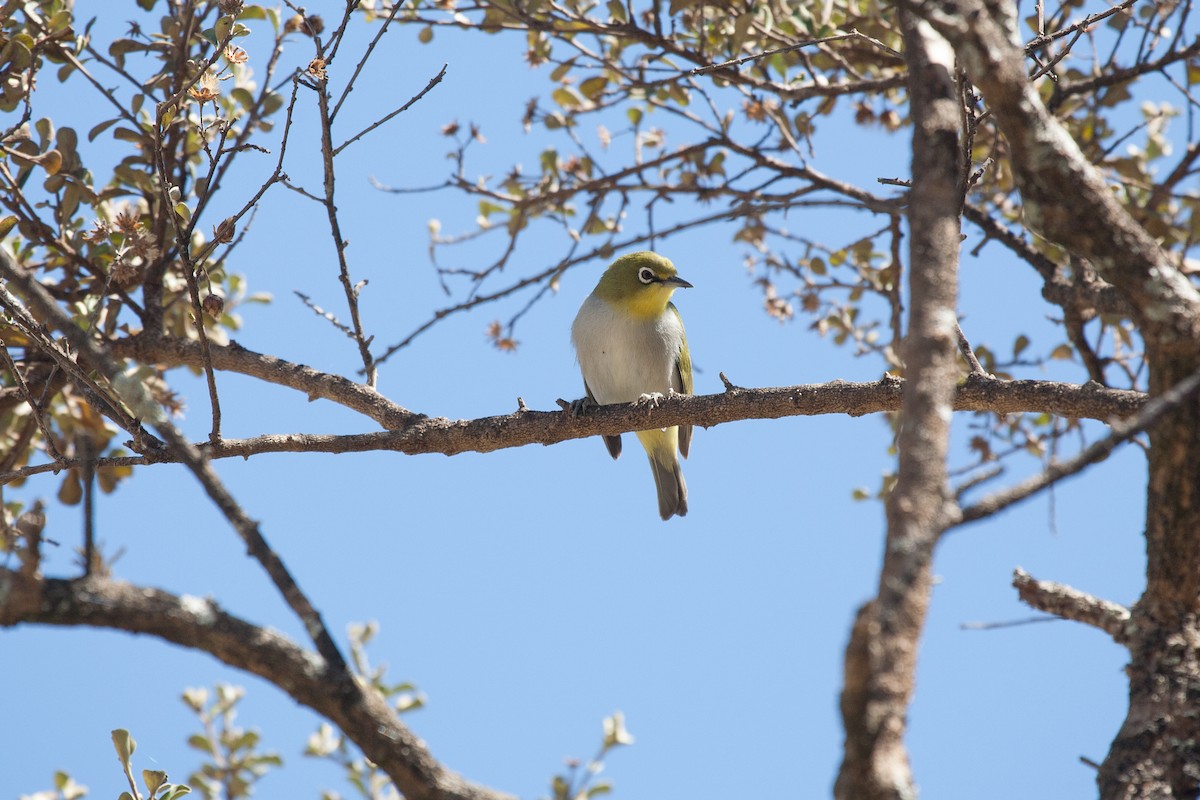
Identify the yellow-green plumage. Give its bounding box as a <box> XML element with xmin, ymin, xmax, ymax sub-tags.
<box><xmin>571</xmin><ymin>252</ymin><xmax>694</xmax><ymax>520</ymax></box>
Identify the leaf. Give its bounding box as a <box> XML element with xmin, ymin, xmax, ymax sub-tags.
<box><xmin>58</xmin><ymin>470</ymin><xmax>82</xmax><ymax>505</ymax></box>
<box><xmin>579</xmin><ymin>75</ymin><xmax>608</xmax><ymax>101</ymax></box>
<box><xmin>1049</xmin><ymin>343</ymin><xmax>1074</xmax><ymax>361</ymax></box>
<box><xmin>88</xmin><ymin>118</ymin><xmax>119</xmax><ymax>142</ymax></box>
<box><xmin>261</xmin><ymin>91</ymin><xmax>284</xmax><ymax>116</ymax></box>
<box><xmin>143</xmin><ymin>770</ymin><xmax>167</xmax><ymax>794</ymax></box>
<box><xmin>38</xmin><ymin>149</ymin><xmax>63</xmax><ymax>175</ymax></box>
<box><xmin>112</xmin><ymin>729</ymin><xmax>137</xmax><ymax>764</ymax></box>
<box><xmin>552</xmin><ymin>87</ymin><xmax>582</xmax><ymax>109</ymax></box>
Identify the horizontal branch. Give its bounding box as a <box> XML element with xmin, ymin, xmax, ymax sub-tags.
<box><xmin>955</xmin><ymin>364</ymin><xmax>1200</xmax><ymax>526</ymax></box>
<box><xmin>1012</xmin><ymin>567</ymin><xmax>1131</xmax><ymax>642</ymax></box>
<box><xmin>0</xmin><ymin>570</ymin><xmax>510</xmax><ymax>800</ymax></box>
<box><xmin>112</xmin><ymin>335</ymin><xmax>418</xmax><ymax>429</ymax></box>
<box><xmin>0</xmin><ymin>374</ymin><xmax>1145</xmax><ymax>482</ymax></box>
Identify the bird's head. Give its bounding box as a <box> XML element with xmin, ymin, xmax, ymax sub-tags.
<box><xmin>594</xmin><ymin>251</ymin><xmax>693</xmax><ymax>318</ymax></box>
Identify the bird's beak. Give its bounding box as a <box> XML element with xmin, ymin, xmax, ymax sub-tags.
<box><xmin>664</xmin><ymin>275</ymin><xmax>693</xmax><ymax>289</ymax></box>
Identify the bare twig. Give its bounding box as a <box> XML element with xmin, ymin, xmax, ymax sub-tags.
<box><xmin>334</xmin><ymin>65</ymin><xmax>447</xmax><ymax>156</ymax></box>
<box><xmin>954</xmin><ymin>364</ymin><xmax>1200</xmax><ymax>526</ymax></box>
<box><xmin>954</xmin><ymin>319</ymin><xmax>987</xmax><ymax>374</ymax></box>
<box><xmin>692</xmin><ymin>29</ymin><xmax>903</xmax><ymax>75</ymax></box>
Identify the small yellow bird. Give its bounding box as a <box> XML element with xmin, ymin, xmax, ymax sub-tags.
<box><xmin>571</xmin><ymin>251</ymin><xmax>694</xmax><ymax>520</ymax></box>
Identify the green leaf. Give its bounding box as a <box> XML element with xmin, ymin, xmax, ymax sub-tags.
<box><xmin>112</xmin><ymin>729</ymin><xmax>137</xmax><ymax>764</ymax></box>
<box><xmin>215</xmin><ymin>15</ymin><xmax>234</xmax><ymax>42</ymax></box>
<box><xmin>552</xmin><ymin>87</ymin><xmax>582</xmax><ymax>109</ymax></box>
<box><xmin>261</xmin><ymin>91</ymin><xmax>284</xmax><ymax>116</ymax></box>
<box><xmin>550</xmin><ymin>58</ymin><xmax>577</xmax><ymax>82</ymax></box>
<box><xmin>143</xmin><ymin>769</ymin><xmax>168</xmax><ymax>794</ymax></box>
<box><xmin>579</xmin><ymin>76</ymin><xmax>608</xmax><ymax>101</ymax></box>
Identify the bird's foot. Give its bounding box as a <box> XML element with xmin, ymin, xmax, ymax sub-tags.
<box><xmin>635</xmin><ymin>392</ymin><xmax>666</xmax><ymax>408</ymax></box>
<box><xmin>566</xmin><ymin>395</ymin><xmax>597</xmax><ymax>417</ymax></box>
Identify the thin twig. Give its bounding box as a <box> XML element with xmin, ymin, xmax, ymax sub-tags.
<box><xmin>954</xmin><ymin>364</ymin><xmax>1200</xmax><ymax>526</ymax></box>
<box><xmin>954</xmin><ymin>319</ymin><xmax>988</xmax><ymax>374</ymax></box>
<box><xmin>691</xmin><ymin>29</ymin><xmax>904</xmax><ymax>75</ymax></box>
<box><xmin>333</xmin><ymin>64</ymin><xmax>448</xmax><ymax>156</ymax></box>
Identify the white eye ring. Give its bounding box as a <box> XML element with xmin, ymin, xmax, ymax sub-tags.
<box><xmin>638</xmin><ymin>267</ymin><xmax>656</xmax><ymax>284</ymax></box>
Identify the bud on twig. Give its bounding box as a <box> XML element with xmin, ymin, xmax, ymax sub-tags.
<box><xmin>202</xmin><ymin>293</ymin><xmax>225</xmax><ymax>318</ymax></box>
<box><xmin>213</xmin><ymin>217</ymin><xmax>236</xmax><ymax>244</ymax></box>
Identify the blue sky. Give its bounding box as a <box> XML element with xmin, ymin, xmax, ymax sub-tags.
<box><xmin>6</xmin><ymin>4</ymin><xmax>1153</xmax><ymax>799</ymax></box>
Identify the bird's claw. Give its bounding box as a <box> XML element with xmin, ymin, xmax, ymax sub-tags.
<box><xmin>567</xmin><ymin>396</ymin><xmax>597</xmax><ymax>417</ymax></box>
<box><xmin>635</xmin><ymin>392</ymin><xmax>666</xmax><ymax>408</ymax></box>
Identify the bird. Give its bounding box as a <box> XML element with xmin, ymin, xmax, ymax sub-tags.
<box><xmin>571</xmin><ymin>251</ymin><xmax>694</xmax><ymax>520</ymax></box>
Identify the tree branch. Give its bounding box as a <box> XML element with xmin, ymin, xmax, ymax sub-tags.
<box><xmin>954</xmin><ymin>363</ymin><xmax>1200</xmax><ymax>526</ymax></box>
<box><xmin>111</xmin><ymin>335</ymin><xmax>418</xmax><ymax>430</ymax></box>
<box><xmin>836</xmin><ymin>13</ymin><xmax>962</xmax><ymax>800</ymax></box>
<box><xmin>0</xmin><ymin>250</ymin><xmax>352</xmax><ymax>680</ymax></box>
<box><xmin>1012</xmin><ymin>568</ymin><xmax>1131</xmax><ymax>642</ymax></box>
<box><xmin>0</xmin><ymin>569</ymin><xmax>512</xmax><ymax>800</ymax></box>
<box><xmin>0</xmin><ymin>375</ymin><xmax>1149</xmax><ymax>484</ymax></box>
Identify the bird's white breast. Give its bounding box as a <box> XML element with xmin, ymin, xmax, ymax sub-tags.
<box><xmin>571</xmin><ymin>294</ymin><xmax>685</xmax><ymax>404</ymax></box>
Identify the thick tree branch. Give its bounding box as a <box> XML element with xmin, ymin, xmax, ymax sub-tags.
<box><xmin>836</xmin><ymin>13</ymin><xmax>962</xmax><ymax>800</ymax></box>
<box><xmin>0</xmin><ymin>250</ymin><xmax>352</xmax><ymax>680</ymax></box>
<box><xmin>917</xmin><ymin>2</ymin><xmax>1200</xmax><ymax>797</ymax></box>
<box><xmin>0</xmin><ymin>375</ymin><xmax>1147</xmax><ymax>484</ymax></box>
<box><xmin>918</xmin><ymin>0</ymin><xmax>1200</xmax><ymax>347</ymax></box>
<box><xmin>0</xmin><ymin>569</ymin><xmax>511</xmax><ymax>800</ymax></box>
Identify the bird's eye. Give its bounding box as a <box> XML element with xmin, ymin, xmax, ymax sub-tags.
<box><xmin>638</xmin><ymin>267</ymin><xmax>656</xmax><ymax>284</ymax></box>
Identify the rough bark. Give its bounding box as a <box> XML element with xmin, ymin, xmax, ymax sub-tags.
<box><xmin>0</xmin><ymin>374</ymin><xmax>1147</xmax><ymax>484</ymax></box>
<box><xmin>0</xmin><ymin>570</ymin><xmax>511</xmax><ymax>800</ymax></box>
<box><xmin>917</xmin><ymin>0</ymin><xmax>1200</xmax><ymax>796</ymax></box>
<box><xmin>834</xmin><ymin>11</ymin><xmax>962</xmax><ymax>800</ymax></box>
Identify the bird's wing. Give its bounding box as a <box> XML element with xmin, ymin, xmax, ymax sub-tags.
<box><xmin>584</xmin><ymin>379</ymin><xmax>623</xmax><ymax>460</ymax></box>
<box><xmin>669</xmin><ymin>303</ymin><xmax>693</xmax><ymax>459</ymax></box>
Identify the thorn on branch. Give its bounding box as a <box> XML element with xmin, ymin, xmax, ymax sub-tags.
<box><xmin>517</xmin><ymin>397</ymin><xmax>529</xmax><ymax>412</ymax></box>
<box><xmin>719</xmin><ymin>371</ymin><xmax>740</xmax><ymax>392</ymax></box>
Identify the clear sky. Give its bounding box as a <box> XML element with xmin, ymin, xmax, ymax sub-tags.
<box><xmin>7</xmin><ymin>4</ymin><xmax>1151</xmax><ymax>800</ymax></box>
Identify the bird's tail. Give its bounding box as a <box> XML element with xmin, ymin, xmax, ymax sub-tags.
<box><xmin>637</xmin><ymin>429</ymin><xmax>688</xmax><ymax>520</ymax></box>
